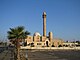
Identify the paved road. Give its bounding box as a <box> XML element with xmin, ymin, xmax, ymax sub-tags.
<box><xmin>27</xmin><ymin>50</ymin><xmax>80</xmax><ymax>60</ymax></box>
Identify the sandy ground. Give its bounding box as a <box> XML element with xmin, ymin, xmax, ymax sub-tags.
<box><xmin>26</xmin><ymin>50</ymin><xmax>80</xmax><ymax>60</ymax></box>
<box><xmin>1</xmin><ymin>47</ymin><xmax>80</xmax><ymax>60</ymax></box>
<box><xmin>0</xmin><ymin>47</ymin><xmax>15</xmax><ymax>60</ymax></box>
<box><xmin>0</xmin><ymin>50</ymin><xmax>14</xmax><ymax>60</ymax></box>
<box><xmin>0</xmin><ymin>47</ymin><xmax>27</xmax><ymax>60</ymax></box>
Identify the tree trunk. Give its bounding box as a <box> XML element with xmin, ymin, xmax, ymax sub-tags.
<box><xmin>16</xmin><ymin>39</ymin><xmax>20</xmax><ymax>60</ymax></box>
<box><xmin>17</xmin><ymin>48</ymin><xmax>20</xmax><ymax>60</ymax></box>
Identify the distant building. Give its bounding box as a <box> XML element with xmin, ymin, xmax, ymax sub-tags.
<box><xmin>63</xmin><ymin>42</ymin><xmax>78</xmax><ymax>47</ymax></box>
<box><xmin>24</xmin><ymin>12</ymin><xmax>64</xmax><ymax>47</ymax></box>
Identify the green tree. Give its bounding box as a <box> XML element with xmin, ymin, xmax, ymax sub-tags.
<box><xmin>7</xmin><ymin>26</ymin><xmax>30</xmax><ymax>60</ymax></box>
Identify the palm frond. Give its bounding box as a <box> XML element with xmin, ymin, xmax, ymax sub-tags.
<box><xmin>7</xmin><ymin>26</ymin><xmax>30</xmax><ymax>40</ymax></box>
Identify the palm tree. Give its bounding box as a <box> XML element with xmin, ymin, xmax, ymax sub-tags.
<box><xmin>7</xmin><ymin>26</ymin><xmax>30</xmax><ymax>60</ymax></box>
<box><xmin>21</xmin><ymin>31</ymin><xmax>30</xmax><ymax>46</ymax></box>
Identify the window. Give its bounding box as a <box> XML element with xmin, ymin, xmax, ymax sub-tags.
<box><xmin>37</xmin><ymin>37</ymin><xmax>39</xmax><ymax>39</ymax></box>
<box><xmin>37</xmin><ymin>43</ymin><xmax>41</xmax><ymax>45</ymax></box>
<box><xmin>44</xmin><ymin>43</ymin><xmax>45</xmax><ymax>45</ymax></box>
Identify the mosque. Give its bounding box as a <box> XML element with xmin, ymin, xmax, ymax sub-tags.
<box><xmin>25</xmin><ymin>12</ymin><xmax>64</xmax><ymax>47</ymax></box>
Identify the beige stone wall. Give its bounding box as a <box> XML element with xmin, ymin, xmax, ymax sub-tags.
<box><xmin>25</xmin><ymin>35</ymin><xmax>64</xmax><ymax>47</ymax></box>
<box><xmin>41</xmin><ymin>36</ymin><xmax>46</xmax><ymax>42</ymax></box>
<box><xmin>34</xmin><ymin>42</ymin><xmax>45</xmax><ymax>47</ymax></box>
<box><xmin>33</xmin><ymin>36</ymin><xmax>40</xmax><ymax>42</ymax></box>
<box><xmin>53</xmin><ymin>38</ymin><xmax>64</xmax><ymax>47</ymax></box>
<box><xmin>26</xmin><ymin>36</ymin><xmax>33</xmax><ymax>42</ymax></box>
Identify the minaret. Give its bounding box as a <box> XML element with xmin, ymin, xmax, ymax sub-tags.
<box><xmin>43</xmin><ymin>12</ymin><xmax>46</xmax><ymax>37</ymax></box>
<box><xmin>49</xmin><ymin>32</ymin><xmax>53</xmax><ymax>41</ymax></box>
<box><xmin>49</xmin><ymin>32</ymin><xmax>53</xmax><ymax>46</ymax></box>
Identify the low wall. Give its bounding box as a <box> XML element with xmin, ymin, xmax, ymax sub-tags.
<box><xmin>20</xmin><ymin>46</ymin><xmax>80</xmax><ymax>50</ymax></box>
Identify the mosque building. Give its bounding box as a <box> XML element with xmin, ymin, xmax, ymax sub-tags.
<box><xmin>25</xmin><ymin>12</ymin><xmax>64</xmax><ymax>47</ymax></box>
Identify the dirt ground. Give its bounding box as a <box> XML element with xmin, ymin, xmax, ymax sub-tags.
<box><xmin>26</xmin><ymin>50</ymin><xmax>80</xmax><ymax>60</ymax></box>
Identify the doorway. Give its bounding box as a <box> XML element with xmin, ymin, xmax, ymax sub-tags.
<box><xmin>46</xmin><ymin>41</ymin><xmax>49</xmax><ymax>47</ymax></box>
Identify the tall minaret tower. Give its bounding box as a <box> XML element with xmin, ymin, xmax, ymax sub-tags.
<box><xmin>43</xmin><ymin>12</ymin><xmax>46</xmax><ymax>37</ymax></box>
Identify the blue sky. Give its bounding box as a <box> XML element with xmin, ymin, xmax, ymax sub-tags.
<box><xmin>0</xmin><ymin>0</ymin><xmax>80</xmax><ymax>41</ymax></box>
